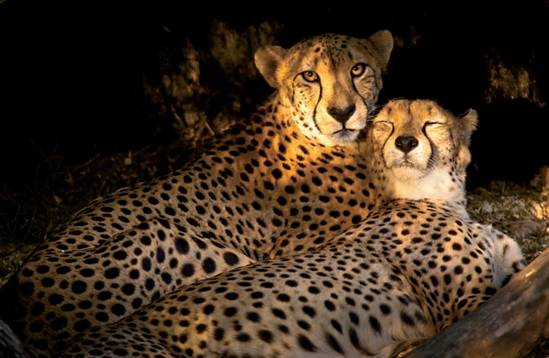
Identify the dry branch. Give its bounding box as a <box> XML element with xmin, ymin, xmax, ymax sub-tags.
<box><xmin>0</xmin><ymin>318</ymin><xmax>37</xmax><ymax>358</ymax></box>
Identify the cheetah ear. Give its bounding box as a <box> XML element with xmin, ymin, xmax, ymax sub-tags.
<box><xmin>255</xmin><ymin>45</ymin><xmax>288</xmax><ymax>89</ymax></box>
<box><xmin>456</xmin><ymin>108</ymin><xmax>479</xmax><ymax>170</ymax></box>
<box><xmin>367</xmin><ymin>30</ymin><xmax>394</xmax><ymax>73</ymax></box>
<box><xmin>459</xmin><ymin>109</ymin><xmax>479</xmax><ymax>147</ymax></box>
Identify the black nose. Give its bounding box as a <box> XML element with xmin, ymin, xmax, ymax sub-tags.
<box><xmin>328</xmin><ymin>104</ymin><xmax>356</xmax><ymax>124</ymax></box>
<box><xmin>395</xmin><ymin>136</ymin><xmax>419</xmax><ymax>153</ymax></box>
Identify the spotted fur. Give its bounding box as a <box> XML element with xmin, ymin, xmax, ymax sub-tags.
<box><xmin>0</xmin><ymin>31</ymin><xmax>393</xmax><ymax>357</ymax></box>
<box><xmin>57</xmin><ymin>100</ymin><xmax>526</xmax><ymax>358</ymax></box>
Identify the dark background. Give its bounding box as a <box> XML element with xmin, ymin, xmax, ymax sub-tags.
<box><xmin>0</xmin><ymin>3</ymin><xmax>547</xmax><ymax>355</ymax></box>
<box><xmin>1</xmin><ymin>0</ymin><xmax>547</xmax><ymax>187</ymax></box>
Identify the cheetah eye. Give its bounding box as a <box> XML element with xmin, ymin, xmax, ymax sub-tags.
<box><xmin>423</xmin><ymin>122</ymin><xmax>450</xmax><ymax>138</ymax></box>
<box><xmin>424</xmin><ymin>122</ymin><xmax>445</xmax><ymax>128</ymax></box>
<box><xmin>351</xmin><ymin>63</ymin><xmax>367</xmax><ymax>77</ymax></box>
<box><xmin>373</xmin><ymin>121</ymin><xmax>393</xmax><ymax>132</ymax></box>
<box><xmin>302</xmin><ymin>71</ymin><xmax>319</xmax><ymax>82</ymax></box>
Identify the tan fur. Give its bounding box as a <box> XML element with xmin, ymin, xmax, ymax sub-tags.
<box><xmin>57</xmin><ymin>100</ymin><xmax>526</xmax><ymax>358</ymax></box>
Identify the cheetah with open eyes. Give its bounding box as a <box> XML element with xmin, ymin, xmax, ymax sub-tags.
<box><xmin>58</xmin><ymin>99</ymin><xmax>526</xmax><ymax>358</ymax></box>
<box><xmin>0</xmin><ymin>31</ymin><xmax>393</xmax><ymax>357</ymax></box>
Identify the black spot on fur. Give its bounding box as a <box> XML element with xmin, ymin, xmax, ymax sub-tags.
<box><xmin>297</xmin><ymin>335</ymin><xmax>317</xmax><ymax>352</ymax></box>
<box><xmin>369</xmin><ymin>316</ymin><xmax>382</xmax><ymax>333</ymax></box>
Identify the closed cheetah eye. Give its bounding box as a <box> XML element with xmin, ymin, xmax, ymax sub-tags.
<box><xmin>374</xmin><ymin>121</ymin><xmax>393</xmax><ymax>130</ymax></box>
<box><xmin>372</xmin><ymin>121</ymin><xmax>393</xmax><ymax>136</ymax></box>
<box><xmin>423</xmin><ymin>122</ymin><xmax>446</xmax><ymax>131</ymax></box>
<box><xmin>351</xmin><ymin>63</ymin><xmax>367</xmax><ymax>77</ymax></box>
<box><xmin>302</xmin><ymin>71</ymin><xmax>319</xmax><ymax>82</ymax></box>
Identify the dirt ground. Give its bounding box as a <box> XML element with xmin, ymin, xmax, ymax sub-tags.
<box><xmin>0</xmin><ymin>139</ymin><xmax>548</xmax><ymax>357</ymax></box>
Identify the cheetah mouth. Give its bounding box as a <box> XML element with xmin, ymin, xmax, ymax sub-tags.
<box><xmin>394</xmin><ymin>161</ymin><xmax>424</xmax><ymax>172</ymax></box>
<box><xmin>397</xmin><ymin>160</ymin><xmax>417</xmax><ymax>167</ymax></box>
<box><xmin>332</xmin><ymin>128</ymin><xmax>359</xmax><ymax>142</ymax></box>
<box><xmin>333</xmin><ymin>127</ymin><xmax>356</xmax><ymax>134</ymax></box>
<box><xmin>392</xmin><ymin>154</ymin><xmax>423</xmax><ymax>168</ymax></box>
<box><xmin>389</xmin><ymin>159</ymin><xmax>430</xmax><ymax>180</ymax></box>
<box><xmin>388</xmin><ymin>159</ymin><xmax>421</xmax><ymax>171</ymax></box>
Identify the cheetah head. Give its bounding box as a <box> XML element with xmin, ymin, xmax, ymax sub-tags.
<box><xmin>370</xmin><ymin>99</ymin><xmax>478</xmax><ymax>204</ymax></box>
<box><xmin>255</xmin><ymin>31</ymin><xmax>393</xmax><ymax>146</ymax></box>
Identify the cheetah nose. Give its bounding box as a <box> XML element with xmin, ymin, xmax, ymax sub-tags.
<box><xmin>395</xmin><ymin>136</ymin><xmax>419</xmax><ymax>153</ymax></box>
<box><xmin>328</xmin><ymin>104</ymin><xmax>356</xmax><ymax>124</ymax></box>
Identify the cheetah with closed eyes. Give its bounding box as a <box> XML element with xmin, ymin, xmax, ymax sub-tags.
<box><xmin>58</xmin><ymin>99</ymin><xmax>526</xmax><ymax>358</ymax></box>
<box><xmin>0</xmin><ymin>31</ymin><xmax>393</xmax><ymax>357</ymax></box>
